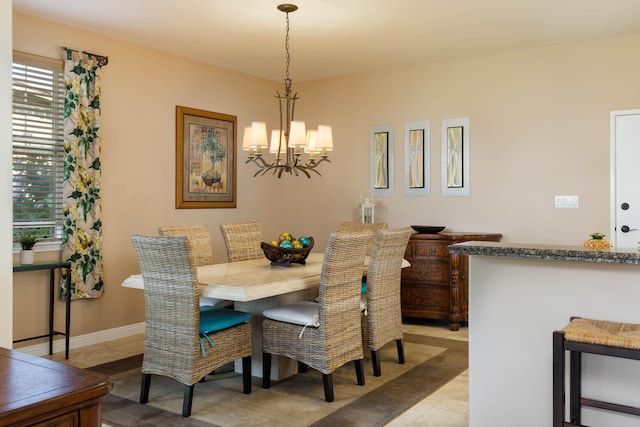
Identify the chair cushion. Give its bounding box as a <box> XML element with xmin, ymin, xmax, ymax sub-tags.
<box><xmin>199</xmin><ymin>307</ymin><xmax>252</xmax><ymax>334</ymax></box>
<box><xmin>263</xmin><ymin>301</ymin><xmax>320</xmax><ymax>327</ymax></box>
<box><xmin>199</xmin><ymin>296</ymin><xmax>234</xmax><ymax>308</ymax></box>
<box><xmin>360</xmin><ymin>293</ymin><xmax>367</xmax><ymax>314</ymax></box>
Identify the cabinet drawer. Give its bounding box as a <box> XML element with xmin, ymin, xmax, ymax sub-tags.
<box><xmin>413</xmin><ymin>242</ymin><xmax>449</xmax><ymax>259</ymax></box>
<box><xmin>401</xmin><ymin>284</ymin><xmax>450</xmax><ymax>309</ymax></box>
<box><xmin>402</xmin><ymin>260</ymin><xmax>449</xmax><ymax>283</ymax></box>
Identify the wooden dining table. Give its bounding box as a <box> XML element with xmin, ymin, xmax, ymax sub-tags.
<box><xmin>122</xmin><ymin>252</ymin><xmax>409</xmax><ymax>380</ymax></box>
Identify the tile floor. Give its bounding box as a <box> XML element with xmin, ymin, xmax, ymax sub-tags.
<box><xmin>47</xmin><ymin>321</ymin><xmax>469</xmax><ymax>426</ymax></box>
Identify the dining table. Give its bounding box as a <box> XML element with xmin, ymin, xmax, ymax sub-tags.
<box><xmin>122</xmin><ymin>252</ymin><xmax>410</xmax><ymax>380</ymax></box>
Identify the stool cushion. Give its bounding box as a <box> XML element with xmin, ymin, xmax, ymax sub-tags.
<box><xmin>562</xmin><ymin>317</ymin><xmax>640</xmax><ymax>350</ymax></box>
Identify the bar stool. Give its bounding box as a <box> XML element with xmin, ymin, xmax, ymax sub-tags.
<box><xmin>553</xmin><ymin>317</ymin><xmax>640</xmax><ymax>426</ymax></box>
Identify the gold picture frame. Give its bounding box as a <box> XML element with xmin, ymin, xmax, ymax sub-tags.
<box><xmin>175</xmin><ymin>106</ymin><xmax>237</xmax><ymax>208</ymax></box>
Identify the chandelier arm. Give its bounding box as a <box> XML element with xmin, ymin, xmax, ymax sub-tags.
<box><xmin>307</xmin><ymin>157</ymin><xmax>331</xmax><ymax>168</ymax></box>
<box><xmin>296</xmin><ymin>166</ymin><xmax>316</xmax><ymax>178</ymax></box>
<box><xmin>255</xmin><ymin>164</ymin><xmax>278</xmax><ymax>177</ymax></box>
<box><xmin>248</xmin><ymin>156</ymin><xmax>270</xmax><ymax>168</ymax></box>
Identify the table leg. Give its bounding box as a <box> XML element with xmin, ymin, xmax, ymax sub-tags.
<box><xmin>64</xmin><ymin>266</ymin><xmax>71</xmax><ymax>359</ymax></box>
<box><xmin>48</xmin><ymin>269</ymin><xmax>55</xmax><ymax>355</ymax></box>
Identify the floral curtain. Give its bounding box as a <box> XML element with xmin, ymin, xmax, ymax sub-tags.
<box><xmin>60</xmin><ymin>48</ymin><xmax>105</xmax><ymax>299</ymax></box>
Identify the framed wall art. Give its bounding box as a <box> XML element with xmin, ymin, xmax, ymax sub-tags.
<box><xmin>441</xmin><ymin>117</ymin><xmax>470</xmax><ymax>197</ymax></box>
<box><xmin>404</xmin><ymin>120</ymin><xmax>430</xmax><ymax>197</ymax></box>
<box><xmin>175</xmin><ymin>106</ymin><xmax>237</xmax><ymax>208</ymax></box>
<box><xmin>370</xmin><ymin>124</ymin><xmax>395</xmax><ymax>197</ymax></box>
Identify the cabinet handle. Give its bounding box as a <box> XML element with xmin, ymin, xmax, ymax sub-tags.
<box><xmin>417</xmin><ymin>295</ymin><xmax>432</xmax><ymax>300</ymax></box>
<box><xmin>430</xmin><ymin>248</ymin><xmax>436</xmax><ymax>254</ymax></box>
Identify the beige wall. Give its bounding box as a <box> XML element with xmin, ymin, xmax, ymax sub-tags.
<box><xmin>11</xmin><ymin>11</ymin><xmax>640</xmax><ymax>342</ymax></box>
<box><xmin>291</xmin><ymin>35</ymin><xmax>640</xmax><ymax>242</ymax></box>
<box><xmin>1</xmin><ymin>2</ymin><xmax>13</xmax><ymax>347</ymax></box>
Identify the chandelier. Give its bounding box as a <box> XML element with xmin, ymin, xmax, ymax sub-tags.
<box><xmin>243</xmin><ymin>4</ymin><xmax>333</xmax><ymax>178</ymax></box>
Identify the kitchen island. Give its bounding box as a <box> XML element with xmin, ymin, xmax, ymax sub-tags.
<box><xmin>447</xmin><ymin>241</ymin><xmax>640</xmax><ymax>427</ymax></box>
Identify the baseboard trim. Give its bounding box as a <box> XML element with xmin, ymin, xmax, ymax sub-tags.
<box><xmin>14</xmin><ymin>322</ymin><xmax>145</xmax><ymax>357</ymax></box>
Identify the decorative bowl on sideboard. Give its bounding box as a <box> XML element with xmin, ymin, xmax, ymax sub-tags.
<box><xmin>410</xmin><ymin>225</ymin><xmax>445</xmax><ymax>234</ymax></box>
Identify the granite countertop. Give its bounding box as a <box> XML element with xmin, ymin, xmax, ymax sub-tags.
<box><xmin>447</xmin><ymin>241</ymin><xmax>640</xmax><ymax>265</ymax></box>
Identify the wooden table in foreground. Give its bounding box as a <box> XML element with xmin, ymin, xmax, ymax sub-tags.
<box><xmin>0</xmin><ymin>347</ymin><xmax>113</xmax><ymax>427</ymax></box>
<box><xmin>122</xmin><ymin>252</ymin><xmax>409</xmax><ymax>379</ymax></box>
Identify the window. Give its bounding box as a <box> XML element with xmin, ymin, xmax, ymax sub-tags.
<box><xmin>12</xmin><ymin>52</ymin><xmax>65</xmax><ymax>240</ymax></box>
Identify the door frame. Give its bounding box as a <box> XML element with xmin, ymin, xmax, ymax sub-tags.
<box><xmin>610</xmin><ymin>109</ymin><xmax>640</xmax><ymax>247</ymax></box>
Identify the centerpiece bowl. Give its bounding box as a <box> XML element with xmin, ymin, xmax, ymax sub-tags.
<box><xmin>261</xmin><ymin>237</ymin><xmax>314</xmax><ymax>267</ymax></box>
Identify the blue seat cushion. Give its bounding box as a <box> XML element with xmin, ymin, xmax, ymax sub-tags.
<box><xmin>199</xmin><ymin>307</ymin><xmax>251</xmax><ymax>334</ymax></box>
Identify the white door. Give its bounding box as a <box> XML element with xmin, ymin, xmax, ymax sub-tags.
<box><xmin>611</xmin><ymin>110</ymin><xmax>640</xmax><ymax>248</ymax></box>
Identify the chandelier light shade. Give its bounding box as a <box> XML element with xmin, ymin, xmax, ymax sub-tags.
<box><xmin>243</xmin><ymin>4</ymin><xmax>332</xmax><ymax>178</ymax></box>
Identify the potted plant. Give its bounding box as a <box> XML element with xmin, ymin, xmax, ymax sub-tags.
<box><xmin>16</xmin><ymin>231</ymin><xmax>39</xmax><ymax>265</ymax></box>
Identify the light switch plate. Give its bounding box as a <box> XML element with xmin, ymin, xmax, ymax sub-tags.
<box><xmin>555</xmin><ymin>195</ymin><xmax>579</xmax><ymax>208</ymax></box>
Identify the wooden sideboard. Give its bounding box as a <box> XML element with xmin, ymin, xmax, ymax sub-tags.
<box><xmin>401</xmin><ymin>231</ymin><xmax>502</xmax><ymax>331</ymax></box>
<box><xmin>0</xmin><ymin>348</ymin><xmax>113</xmax><ymax>426</ymax></box>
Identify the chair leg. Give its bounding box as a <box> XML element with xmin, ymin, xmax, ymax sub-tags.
<box><xmin>298</xmin><ymin>361</ymin><xmax>309</xmax><ymax>373</ymax></box>
<box><xmin>140</xmin><ymin>373</ymin><xmax>151</xmax><ymax>404</ymax></box>
<box><xmin>182</xmin><ymin>384</ymin><xmax>194</xmax><ymax>417</ymax></box>
<box><xmin>355</xmin><ymin>359</ymin><xmax>365</xmax><ymax>385</ymax></box>
<box><xmin>263</xmin><ymin>352</ymin><xmax>272</xmax><ymax>389</ymax></box>
<box><xmin>552</xmin><ymin>331</ymin><xmax>565</xmax><ymax>427</ymax></box>
<box><xmin>569</xmin><ymin>348</ymin><xmax>582</xmax><ymax>424</ymax></box>
<box><xmin>322</xmin><ymin>373</ymin><xmax>335</xmax><ymax>402</ymax></box>
<box><xmin>396</xmin><ymin>339</ymin><xmax>405</xmax><ymax>364</ymax></box>
<box><xmin>371</xmin><ymin>349</ymin><xmax>382</xmax><ymax>377</ymax></box>
<box><xmin>242</xmin><ymin>356</ymin><xmax>252</xmax><ymax>394</ymax></box>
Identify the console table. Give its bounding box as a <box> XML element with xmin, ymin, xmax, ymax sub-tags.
<box><xmin>13</xmin><ymin>261</ymin><xmax>72</xmax><ymax>359</ymax></box>
<box><xmin>400</xmin><ymin>231</ymin><xmax>502</xmax><ymax>330</ymax></box>
<box><xmin>0</xmin><ymin>347</ymin><xmax>112</xmax><ymax>426</ymax></box>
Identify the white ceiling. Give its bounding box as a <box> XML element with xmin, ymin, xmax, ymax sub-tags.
<box><xmin>12</xmin><ymin>0</ymin><xmax>640</xmax><ymax>82</ymax></box>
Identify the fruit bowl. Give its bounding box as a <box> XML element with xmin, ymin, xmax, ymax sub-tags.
<box><xmin>261</xmin><ymin>237</ymin><xmax>314</xmax><ymax>267</ymax></box>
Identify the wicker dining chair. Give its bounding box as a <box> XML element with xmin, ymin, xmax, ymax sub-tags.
<box><xmin>337</xmin><ymin>221</ymin><xmax>388</xmax><ymax>233</ymax></box>
<box><xmin>131</xmin><ymin>234</ymin><xmax>252</xmax><ymax>417</ymax></box>
<box><xmin>262</xmin><ymin>231</ymin><xmax>372</xmax><ymax>402</ymax></box>
<box><xmin>159</xmin><ymin>224</ymin><xmax>214</xmax><ymax>266</ymax></box>
<box><xmin>361</xmin><ymin>227</ymin><xmax>412</xmax><ymax>376</ymax></box>
<box><xmin>159</xmin><ymin>224</ymin><xmax>231</xmax><ymax>308</ymax></box>
<box><xmin>220</xmin><ymin>221</ymin><xmax>264</xmax><ymax>262</ymax></box>
<box><xmin>338</xmin><ymin>221</ymin><xmax>388</xmax><ymax>253</ymax></box>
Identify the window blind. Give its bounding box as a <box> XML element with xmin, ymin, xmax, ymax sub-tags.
<box><xmin>12</xmin><ymin>52</ymin><xmax>65</xmax><ymax>239</ymax></box>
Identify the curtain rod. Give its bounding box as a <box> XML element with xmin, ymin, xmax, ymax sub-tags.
<box><xmin>61</xmin><ymin>46</ymin><xmax>109</xmax><ymax>68</ymax></box>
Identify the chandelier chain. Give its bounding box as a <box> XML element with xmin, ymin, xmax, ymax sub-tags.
<box><xmin>284</xmin><ymin>11</ymin><xmax>292</xmax><ymax>93</ymax></box>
